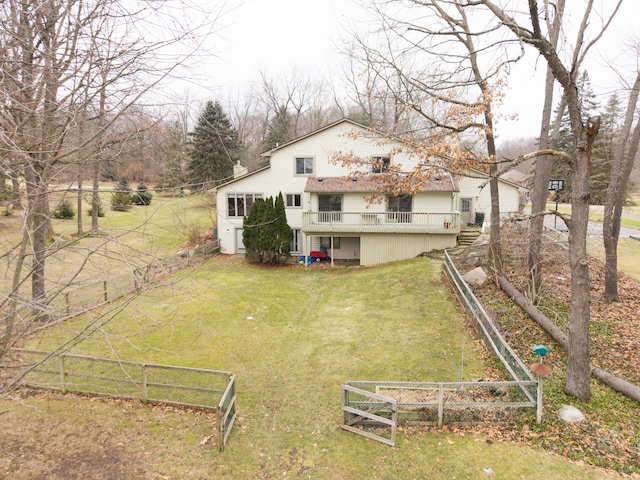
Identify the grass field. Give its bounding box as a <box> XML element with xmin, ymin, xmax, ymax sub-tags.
<box><xmin>0</xmin><ymin>192</ymin><xmax>215</xmax><ymax>302</ymax></box>
<box><xmin>0</xmin><ymin>194</ymin><xmax>634</xmax><ymax>478</ymax></box>
<box><xmin>5</xmin><ymin>257</ymin><xmax>622</xmax><ymax>479</ymax></box>
<box><xmin>547</xmin><ymin>202</ymin><xmax>640</xmax><ymax>230</ymax></box>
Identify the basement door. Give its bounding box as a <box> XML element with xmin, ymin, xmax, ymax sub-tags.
<box><xmin>460</xmin><ymin>197</ymin><xmax>474</xmax><ymax>226</ymax></box>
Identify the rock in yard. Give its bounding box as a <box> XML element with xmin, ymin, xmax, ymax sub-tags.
<box><xmin>558</xmin><ymin>405</ymin><xmax>585</xmax><ymax>424</ymax></box>
<box><xmin>462</xmin><ymin>267</ymin><xmax>489</xmax><ymax>287</ymax></box>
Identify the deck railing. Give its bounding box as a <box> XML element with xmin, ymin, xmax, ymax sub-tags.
<box><xmin>302</xmin><ymin>211</ymin><xmax>461</xmax><ymax>234</ymax></box>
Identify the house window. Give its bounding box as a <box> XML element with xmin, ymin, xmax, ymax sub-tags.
<box><xmin>228</xmin><ymin>193</ymin><xmax>262</xmax><ymax>217</ymax></box>
<box><xmin>372</xmin><ymin>156</ymin><xmax>390</xmax><ymax>173</ymax></box>
<box><xmin>318</xmin><ymin>194</ymin><xmax>342</xmax><ymax>222</ymax></box>
<box><xmin>295</xmin><ymin>157</ymin><xmax>314</xmax><ymax>175</ymax></box>
<box><xmin>461</xmin><ymin>198</ymin><xmax>471</xmax><ymax>213</ymax></box>
<box><xmin>320</xmin><ymin>237</ymin><xmax>340</xmax><ymax>250</ymax></box>
<box><xmin>286</xmin><ymin>193</ymin><xmax>302</xmax><ymax>208</ymax></box>
<box><xmin>291</xmin><ymin>229</ymin><xmax>302</xmax><ymax>253</ymax></box>
<box><xmin>387</xmin><ymin>194</ymin><xmax>412</xmax><ymax>223</ymax></box>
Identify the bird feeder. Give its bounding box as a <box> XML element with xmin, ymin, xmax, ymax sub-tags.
<box><xmin>530</xmin><ymin>344</ymin><xmax>550</xmax><ymax>424</ymax></box>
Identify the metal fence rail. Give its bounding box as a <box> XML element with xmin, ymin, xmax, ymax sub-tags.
<box><xmin>6</xmin><ymin>240</ymin><xmax>221</xmax><ymax>325</ymax></box>
<box><xmin>341</xmin><ymin>248</ymin><xmax>541</xmax><ymax>442</ymax></box>
<box><xmin>344</xmin><ymin>380</ymin><xmax>536</xmax><ymax>428</ymax></box>
<box><xmin>10</xmin><ymin>349</ymin><xmax>236</xmax><ymax>451</ymax></box>
<box><xmin>444</xmin><ymin>248</ymin><xmax>537</xmax><ymax>401</ymax></box>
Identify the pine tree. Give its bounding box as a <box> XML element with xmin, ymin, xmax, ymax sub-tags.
<box><xmin>590</xmin><ymin>94</ymin><xmax>620</xmax><ymax>204</ymax></box>
<box><xmin>273</xmin><ymin>192</ymin><xmax>293</xmax><ymax>263</ymax></box>
<box><xmin>111</xmin><ymin>177</ymin><xmax>133</xmax><ymax>211</ymax></box>
<box><xmin>262</xmin><ymin>105</ymin><xmax>294</xmax><ymax>152</ymax></box>
<box><xmin>157</xmin><ymin>120</ymin><xmax>189</xmax><ymax>193</ymax></box>
<box><xmin>188</xmin><ymin>101</ymin><xmax>239</xmax><ymax>190</ymax></box>
<box><xmin>133</xmin><ymin>183</ymin><xmax>153</xmax><ymax>206</ymax></box>
<box><xmin>550</xmin><ymin>70</ymin><xmax>600</xmax><ymax>202</ymax></box>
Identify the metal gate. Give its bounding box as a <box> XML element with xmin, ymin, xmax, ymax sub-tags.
<box><xmin>340</xmin><ymin>384</ymin><xmax>397</xmax><ymax>446</ymax></box>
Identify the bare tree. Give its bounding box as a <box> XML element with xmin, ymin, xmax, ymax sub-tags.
<box><xmin>340</xmin><ymin>0</ymin><xmax>527</xmax><ymax>273</ymax></box>
<box><xmin>603</xmin><ymin>63</ymin><xmax>640</xmax><ymax>302</ymax></box>
<box><xmin>527</xmin><ymin>0</ymin><xmax>565</xmax><ymax>300</ymax></box>
<box><xmin>479</xmin><ymin>0</ymin><xmax>623</xmax><ymax>400</ymax></box>
<box><xmin>0</xmin><ymin>0</ymin><xmax>223</xmax><ymax>352</ymax></box>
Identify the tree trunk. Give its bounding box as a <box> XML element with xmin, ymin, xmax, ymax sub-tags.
<box><xmin>499</xmin><ymin>274</ymin><xmax>640</xmax><ymax>403</ymax></box>
<box><xmin>77</xmin><ymin>178</ymin><xmax>83</xmax><ymax>236</ymax></box>
<box><xmin>0</xmin><ymin>170</ymin><xmax>6</xmax><ymax>201</ymax></box>
<box><xmin>528</xmin><ymin>0</ymin><xmax>565</xmax><ymax>300</ymax></box>
<box><xmin>603</xmin><ymin>73</ymin><xmax>640</xmax><ymax>302</ymax></box>
<box><xmin>564</xmin><ymin>120</ymin><xmax>599</xmax><ymax>401</ymax></box>
<box><xmin>11</xmin><ymin>176</ymin><xmax>21</xmax><ymax>210</ymax></box>
<box><xmin>91</xmin><ymin>162</ymin><xmax>100</xmax><ymax>233</ymax></box>
<box><xmin>498</xmin><ymin>275</ymin><xmax>568</xmax><ymax>347</ymax></box>
<box><xmin>24</xmin><ymin>164</ymin><xmax>48</xmax><ymax>319</ymax></box>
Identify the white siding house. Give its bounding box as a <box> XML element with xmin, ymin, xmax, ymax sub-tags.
<box><xmin>214</xmin><ymin>119</ymin><xmax>523</xmax><ymax>266</ymax></box>
<box><xmin>455</xmin><ymin>169</ymin><xmax>523</xmax><ymax>226</ymax></box>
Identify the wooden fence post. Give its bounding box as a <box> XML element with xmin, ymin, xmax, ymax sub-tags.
<box><xmin>103</xmin><ymin>280</ymin><xmax>107</xmax><ymax>302</ymax></box>
<box><xmin>438</xmin><ymin>383</ymin><xmax>444</xmax><ymax>427</ymax></box>
<box><xmin>142</xmin><ymin>365</ymin><xmax>148</xmax><ymax>404</ymax></box>
<box><xmin>60</xmin><ymin>356</ymin><xmax>66</xmax><ymax>394</ymax></box>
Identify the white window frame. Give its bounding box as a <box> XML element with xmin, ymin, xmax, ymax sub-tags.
<box><xmin>286</xmin><ymin>193</ymin><xmax>303</xmax><ymax>208</ymax></box>
<box><xmin>295</xmin><ymin>157</ymin><xmax>314</xmax><ymax>176</ymax></box>
<box><xmin>227</xmin><ymin>193</ymin><xmax>263</xmax><ymax>218</ymax></box>
<box><xmin>372</xmin><ymin>156</ymin><xmax>391</xmax><ymax>174</ymax></box>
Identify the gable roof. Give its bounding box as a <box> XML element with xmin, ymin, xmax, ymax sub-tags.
<box><xmin>260</xmin><ymin>118</ymin><xmax>372</xmax><ymax>157</ymax></box>
<box><xmin>464</xmin><ymin>167</ymin><xmax>529</xmax><ymax>191</ymax></box>
<box><xmin>211</xmin><ymin>164</ymin><xmax>271</xmax><ymax>191</ymax></box>
<box><xmin>305</xmin><ymin>174</ymin><xmax>458</xmax><ymax>193</ymax></box>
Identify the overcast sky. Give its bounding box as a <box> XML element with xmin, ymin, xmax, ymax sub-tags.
<box><xmin>192</xmin><ymin>0</ymin><xmax>640</xmax><ymax>141</ymax></box>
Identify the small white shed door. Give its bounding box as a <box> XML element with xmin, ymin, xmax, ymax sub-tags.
<box><xmin>236</xmin><ymin>229</ymin><xmax>245</xmax><ymax>252</ymax></box>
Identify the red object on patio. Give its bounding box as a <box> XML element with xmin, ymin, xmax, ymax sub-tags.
<box><xmin>309</xmin><ymin>251</ymin><xmax>327</xmax><ymax>259</ymax></box>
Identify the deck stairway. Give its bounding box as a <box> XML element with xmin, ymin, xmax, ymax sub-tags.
<box><xmin>458</xmin><ymin>227</ymin><xmax>482</xmax><ymax>246</ymax></box>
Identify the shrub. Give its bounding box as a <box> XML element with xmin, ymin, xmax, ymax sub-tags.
<box><xmin>111</xmin><ymin>177</ymin><xmax>132</xmax><ymax>211</ymax></box>
<box><xmin>53</xmin><ymin>199</ymin><xmax>76</xmax><ymax>219</ymax></box>
<box><xmin>87</xmin><ymin>200</ymin><xmax>105</xmax><ymax>217</ymax></box>
<box><xmin>243</xmin><ymin>193</ymin><xmax>292</xmax><ymax>264</ymax></box>
<box><xmin>133</xmin><ymin>183</ymin><xmax>153</xmax><ymax>205</ymax></box>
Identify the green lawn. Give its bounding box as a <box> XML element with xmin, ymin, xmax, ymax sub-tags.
<box><xmin>546</xmin><ymin>202</ymin><xmax>640</xmax><ymax>230</ymax></box>
<box><xmin>14</xmin><ymin>256</ymin><xmax>621</xmax><ymax>479</ymax></box>
<box><xmin>0</xmin><ymin>192</ymin><xmax>215</xmax><ymax>301</ymax></box>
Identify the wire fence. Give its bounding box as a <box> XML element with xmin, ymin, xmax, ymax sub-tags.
<box><xmin>9</xmin><ymin>348</ymin><xmax>236</xmax><ymax>451</ymax></box>
<box><xmin>344</xmin><ymin>379</ymin><xmax>536</xmax><ymax>427</ymax></box>
<box><xmin>5</xmin><ymin>240</ymin><xmax>220</xmax><ymax>325</ymax></box>
<box><xmin>341</xmin><ymin>247</ymin><xmax>539</xmax><ymax>442</ymax></box>
<box><xmin>444</xmin><ymin>247</ymin><xmax>537</xmax><ymax>393</ymax></box>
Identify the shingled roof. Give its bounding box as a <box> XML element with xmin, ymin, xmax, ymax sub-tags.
<box><xmin>304</xmin><ymin>174</ymin><xmax>458</xmax><ymax>193</ymax></box>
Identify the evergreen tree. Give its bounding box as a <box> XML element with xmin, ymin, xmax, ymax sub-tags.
<box><xmin>243</xmin><ymin>193</ymin><xmax>292</xmax><ymax>264</ymax></box>
<box><xmin>589</xmin><ymin>94</ymin><xmax>620</xmax><ymax>204</ymax></box>
<box><xmin>111</xmin><ymin>177</ymin><xmax>133</xmax><ymax>211</ymax></box>
<box><xmin>52</xmin><ymin>198</ymin><xmax>75</xmax><ymax>219</ymax></box>
<box><xmin>157</xmin><ymin>120</ymin><xmax>189</xmax><ymax>193</ymax></box>
<box><xmin>188</xmin><ymin>101</ymin><xmax>239</xmax><ymax>190</ymax></box>
<box><xmin>261</xmin><ymin>196</ymin><xmax>278</xmax><ymax>262</ymax></box>
<box><xmin>133</xmin><ymin>183</ymin><xmax>153</xmax><ymax>205</ymax></box>
<box><xmin>262</xmin><ymin>105</ymin><xmax>294</xmax><ymax>152</ymax></box>
<box><xmin>550</xmin><ymin>70</ymin><xmax>600</xmax><ymax>202</ymax></box>
<box><xmin>273</xmin><ymin>192</ymin><xmax>293</xmax><ymax>263</ymax></box>
<box><xmin>243</xmin><ymin>197</ymin><xmax>264</xmax><ymax>262</ymax></box>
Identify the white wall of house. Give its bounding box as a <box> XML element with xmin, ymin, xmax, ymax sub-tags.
<box><xmin>456</xmin><ymin>175</ymin><xmax>522</xmax><ymax>225</ymax></box>
<box><xmin>216</xmin><ymin>120</ymin><xmax>420</xmax><ymax>255</ymax></box>
<box><xmin>214</xmin><ymin>120</ymin><xmax>522</xmax><ymax>261</ymax></box>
